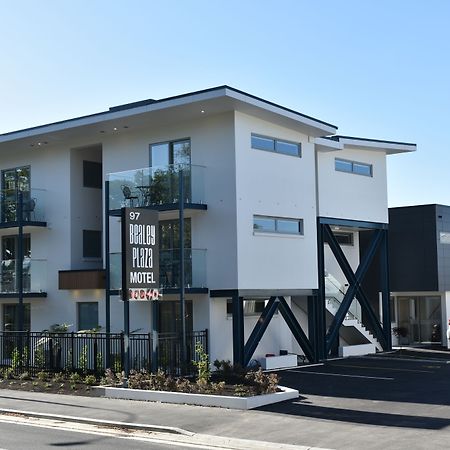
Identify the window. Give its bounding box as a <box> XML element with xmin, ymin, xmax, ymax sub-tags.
<box><xmin>253</xmin><ymin>215</ymin><xmax>303</xmax><ymax>235</ymax></box>
<box><xmin>1</xmin><ymin>166</ymin><xmax>31</xmax><ymax>222</ymax></box>
<box><xmin>159</xmin><ymin>300</ymin><xmax>193</xmax><ymax>334</ymax></box>
<box><xmin>335</xmin><ymin>158</ymin><xmax>372</xmax><ymax>177</ymax></box>
<box><xmin>1</xmin><ymin>234</ymin><xmax>31</xmax><ymax>292</ymax></box>
<box><xmin>3</xmin><ymin>304</ymin><xmax>30</xmax><ymax>331</ymax></box>
<box><xmin>226</xmin><ymin>299</ymin><xmax>277</xmax><ymax>316</ymax></box>
<box><xmin>77</xmin><ymin>302</ymin><xmax>99</xmax><ymax>331</ymax></box>
<box><xmin>251</xmin><ymin>134</ymin><xmax>301</xmax><ymax>157</ymax></box>
<box><xmin>150</xmin><ymin>139</ymin><xmax>191</xmax><ymax>167</ymax></box>
<box><xmin>333</xmin><ymin>232</ymin><xmax>354</xmax><ymax>246</ymax></box>
<box><xmin>83</xmin><ymin>161</ymin><xmax>102</xmax><ymax>188</ymax></box>
<box><xmin>83</xmin><ymin>230</ymin><xmax>102</xmax><ymax>258</ymax></box>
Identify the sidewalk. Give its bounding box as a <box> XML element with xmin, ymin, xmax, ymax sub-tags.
<box><xmin>0</xmin><ymin>388</ymin><xmax>325</xmax><ymax>449</ymax></box>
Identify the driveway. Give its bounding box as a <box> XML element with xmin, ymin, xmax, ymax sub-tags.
<box><xmin>256</xmin><ymin>349</ymin><xmax>450</xmax><ymax>449</ymax></box>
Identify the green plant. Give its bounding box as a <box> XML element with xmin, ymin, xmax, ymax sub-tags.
<box><xmin>79</xmin><ymin>345</ymin><xmax>88</xmax><ymax>373</ymax></box>
<box><xmin>69</xmin><ymin>372</ymin><xmax>81</xmax><ymax>383</ymax></box>
<box><xmin>96</xmin><ymin>352</ymin><xmax>103</xmax><ymax>371</ymax></box>
<box><xmin>11</xmin><ymin>347</ymin><xmax>20</xmax><ymax>370</ymax></box>
<box><xmin>84</xmin><ymin>375</ymin><xmax>97</xmax><ymax>386</ymax></box>
<box><xmin>34</xmin><ymin>345</ymin><xmax>45</xmax><ymax>369</ymax></box>
<box><xmin>234</xmin><ymin>384</ymin><xmax>250</xmax><ymax>397</ymax></box>
<box><xmin>36</xmin><ymin>371</ymin><xmax>48</xmax><ymax>382</ymax></box>
<box><xmin>193</xmin><ymin>342</ymin><xmax>210</xmax><ymax>384</ymax></box>
<box><xmin>1</xmin><ymin>367</ymin><xmax>14</xmax><ymax>380</ymax></box>
<box><xmin>52</xmin><ymin>372</ymin><xmax>64</xmax><ymax>383</ymax></box>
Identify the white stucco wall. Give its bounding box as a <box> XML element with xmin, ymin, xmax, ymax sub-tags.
<box><xmin>234</xmin><ymin>112</ymin><xmax>318</xmax><ymax>290</ymax></box>
<box><xmin>317</xmin><ymin>147</ymin><xmax>388</xmax><ymax>223</ymax></box>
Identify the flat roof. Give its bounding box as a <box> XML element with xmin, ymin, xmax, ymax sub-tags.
<box><xmin>0</xmin><ymin>85</ymin><xmax>338</xmax><ymax>142</ymax></box>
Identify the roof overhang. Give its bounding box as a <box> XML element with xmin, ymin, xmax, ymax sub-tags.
<box><xmin>323</xmin><ymin>135</ymin><xmax>416</xmax><ymax>155</ymax></box>
<box><xmin>0</xmin><ymin>86</ymin><xmax>338</xmax><ymax>151</ymax></box>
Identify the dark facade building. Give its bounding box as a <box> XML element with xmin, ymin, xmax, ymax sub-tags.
<box><xmin>388</xmin><ymin>204</ymin><xmax>450</xmax><ymax>347</ymax></box>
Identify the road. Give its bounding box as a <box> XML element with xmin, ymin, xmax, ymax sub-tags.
<box><xmin>0</xmin><ymin>418</ymin><xmax>206</xmax><ymax>450</ymax></box>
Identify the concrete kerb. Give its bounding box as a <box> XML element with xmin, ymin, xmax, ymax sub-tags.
<box><xmin>0</xmin><ymin>407</ymin><xmax>192</xmax><ymax>436</ymax></box>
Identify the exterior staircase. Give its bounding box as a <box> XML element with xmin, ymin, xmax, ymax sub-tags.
<box><xmin>325</xmin><ymin>272</ymin><xmax>382</xmax><ymax>352</ymax></box>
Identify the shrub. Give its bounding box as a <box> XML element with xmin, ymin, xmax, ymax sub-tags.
<box><xmin>245</xmin><ymin>368</ymin><xmax>279</xmax><ymax>394</ymax></box>
<box><xmin>37</xmin><ymin>371</ymin><xmax>48</xmax><ymax>382</ymax></box>
<box><xmin>69</xmin><ymin>372</ymin><xmax>81</xmax><ymax>383</ymax></box>
<box><xmin>193</xmin><ymin>342</ymin><xmax>210</xmax><ymax>384</ymax></box>
<box><xmin>1</xmin><ymin>367</ymin><xmax>14</xmax><ymax>380</ymax></box>
<box><xmin>52</xmin><ymin>372</ymin><xmax>64</xmax><ymax>383</ymax></box>
<box><xmin>84</xmin><ymin>375</ymin><xmax>97</xmax><ymax>386</ymax></box>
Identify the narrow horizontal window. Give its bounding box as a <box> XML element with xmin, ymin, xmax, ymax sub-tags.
<box><xmin>333</xmin><ymin>231</ymin><xmax>354</xmax><ymax>246</ymax></box>
<box><xmin>251</xmin><ymin>135</ymin><xmax>275</xmax><ymax>152</ymax></box>
<box><xmin>226</xmin><ymin>299</ymin><xmax>277</xmax><ymax>316</ymax></box>
<box><xmin>252</xmin><ymin>134</ymin><xmax>301</xmax><ymax>157</ymax></box>
<box><xmin>253</xmin><ymin>215</ymin><xmax>303</xmax><ymax>235</ymax></box>
<box><xmin>335</xmin><ymin>158</ymin><xmax>372</xmax><ymax>177</ymax></box>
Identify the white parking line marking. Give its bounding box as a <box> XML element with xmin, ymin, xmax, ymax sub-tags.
<box><xmin>287</xmin><ymin>370</ymin><xmax>394</xmax><ymax>380</ymax></box>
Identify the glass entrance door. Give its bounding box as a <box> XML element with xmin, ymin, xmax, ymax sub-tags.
<box><xmin>397</xmin><ymin>296</ymin><xmax>442</xmax><ymax>344</ymax></box>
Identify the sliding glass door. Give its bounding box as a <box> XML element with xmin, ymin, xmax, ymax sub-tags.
<box><xmin>1</xmin><ymin>166</ymin><xmax>30</xmax><ymax>222</ymax></box>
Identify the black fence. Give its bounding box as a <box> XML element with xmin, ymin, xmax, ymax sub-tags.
<box><xmin>0</xmin><ymin>330</ymin><xmax>208</xmax><ymax>377</ymax></box>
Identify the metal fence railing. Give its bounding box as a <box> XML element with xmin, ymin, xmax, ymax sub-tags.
<box><xmin>0</xmin><ymin>330</ymin><xmax>208</xmax><ymax>377</ymax></box>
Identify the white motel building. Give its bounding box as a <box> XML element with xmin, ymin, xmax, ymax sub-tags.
<box><xmin>0</xmin><ymin>86</ymin><xmax>417</xmax><ymax>367</ymax></box>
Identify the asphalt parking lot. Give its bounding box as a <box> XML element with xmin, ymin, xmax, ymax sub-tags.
<box><xmin>256</xmin><ymin>349</ymin><xmax>450</xmax><ymax>449</ymax></box>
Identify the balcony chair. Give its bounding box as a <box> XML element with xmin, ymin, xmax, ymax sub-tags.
<box><xmin>121</xmin><ymin>185</ymin><xmax>139</xmax><ymax>207</ymax></box>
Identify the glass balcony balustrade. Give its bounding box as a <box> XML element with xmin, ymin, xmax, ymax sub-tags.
<box><xmin>0</xmin><ymin>258</ymin><xmax>47</xmax><ymax>293</ymax></box>
<box><xmin>0</xmin><ymin>188</ymin><xmax>47</xmax><ymax>224</ymax></box>
<box><xmin>110</xmin><ymin>248</ymin><xmax>207</xmax><ymax>291</ymax></box>
<box><xmin>107</xmin><ymin>164</ymin><xmax>205</xmax><ymax>211</ymax></box>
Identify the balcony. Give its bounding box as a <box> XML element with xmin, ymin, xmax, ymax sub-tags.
<box><xmin>110</xmin><ymin>248</ymin><xmax>207</xmax><ymax>293</ymax></box>
<box><xmin>107</xmin><ymin>164</ymin><xmax>206</xmax><ymax>213</ymax></box>
<box><xmin>0</xmin><ymin>188</ymin><xmax>47</xmax><ymax>227</ymax></box>
<box><xmin>0</xmin><ymin>258</ymin><xmax>47</xmax><ymax>297</ymax></box>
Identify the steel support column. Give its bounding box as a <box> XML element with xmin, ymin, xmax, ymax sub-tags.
<box><xmin>104</xmin><ymin>180</ymin><xmax>111</xmax><ymax>369</ymax></box>
<box><xmin>232</xmin><ymin>294</ymin><xmax>244</xmax><ymax>366</ymax></box>
<box><xmin>277</xmin><ymin>296</ymin><xmax>314</xmax><ymax>362</ymax></box>
<box><xmin>179</xmin><ymin>169</ymin><xmax>187</xmax><ymax>370</ymax></box>
<box><xmin>315</xmin><ymin>220</ymin><xmax>327</xmax><ymax>361</ymax></box>
<box><xmin>380</xmin><ymin>230</ymin><xmax>392</xmax><ymax>350</ymax></box>
<box><xmin>243</xmin><ymin>297</ymin><xmax>278</xmax><ymax>366</ymax></box>
<box><xmin>324</xmin><ymin>225</ymin><xmax>387</xmax><ymax>353</ymax></box>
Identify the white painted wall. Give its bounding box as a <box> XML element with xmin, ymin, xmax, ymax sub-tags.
<box><xmin>208</xmin><ymin>297</ymin><xmax>294</xmax><ymax>363</ymax></box>
<box><xmin>318</xmin><ymin>147</ymin><xmax>388</xmax><ymax>223</ymax></box>
<box><xmin>234</xmin><ymin>112</ymin><xmax>318</xmax><ymax>290</ymax></box>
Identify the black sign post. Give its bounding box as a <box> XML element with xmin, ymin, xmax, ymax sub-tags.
<box><xmin>121</xmin><ymin>207</ymin><xmax>160</xmax><ymax>378</ymax></box>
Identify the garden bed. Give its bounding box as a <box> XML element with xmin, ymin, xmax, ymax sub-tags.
<box><xmin>94</xmin><ymin>384</ymin><xmax>298</xmax><ymax>409</ymax></box>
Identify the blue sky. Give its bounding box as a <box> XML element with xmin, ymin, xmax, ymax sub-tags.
<box><xmin>1</xmin><ymin>0</ymin><xmax>448</xmax><ymax>207</ymax></box>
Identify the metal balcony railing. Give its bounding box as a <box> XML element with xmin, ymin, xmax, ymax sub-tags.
<box><xmin>0</xmin><ymin>258</ymin><xmax>47</xmax><ymax>293</ymax></box>
<box><xmin>0</xmin><ymin>188</ymin><xmax>47</xmax><ymax>223</ymax></box>
<box><xmin>107</xmin><ymin>164</ymin><xmax>206</xmax><ymax>211</ymax></box>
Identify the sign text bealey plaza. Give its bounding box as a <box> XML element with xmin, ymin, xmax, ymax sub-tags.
<box><xmin>121</xmin><ymin>208</ymin><xmax>160</xmax><ymax>301</ymax></box>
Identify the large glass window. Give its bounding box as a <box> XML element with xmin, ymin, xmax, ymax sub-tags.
<box><xmin>159</xmin><ymin>300</ymin><xmax>193</xmax><ymax>334</ymax></box>
<box><xmin>83</xmin><ymin>161</ymin><xmax>102</xmax><ymax>188</ymax></box>
<box><xmin>159</xmin><ymin>219</ymin><xmax>191</xmax><ymax>287</ymax></box>
<box><xmin>77</xmin><ymin>302</ymin><xmax>99</xmax><ymax>331</ymax></box>
<box><xmin>150</xmin><ymin>139</ymin><xmax>191</xmax><ymax>167</ymax></box>
<box><xmin>1</xmin><ymin>235</ymin><xmax>31</xmax><ymax>292</ymax></box>
<box><xmin>3</xmin><ymin>303</ymin><xmax>30</xmax><ymax>331</ymax></box>
<box><xmin>251</xmin><ymin>134</ymin><xmax>301</xmax><ymax>157</ymax></box>
<box><xmin>335</xmin><ymin>158</ymin><xmax>372</xmax><ymax>177</ymax></box>
<box><xmin>1</xmin><ymin>166</ymin><xmax>31</xmax><ymax>222</ymax></box>
<box><xmin>253</xmin><ymin>215</ymin><xmax>303</xmax><ymax>235</ymax></box>
<box><xmin>226</xmin><ymin>299</ymin><xmax>277</xmax><ymax>316</ymax></box>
